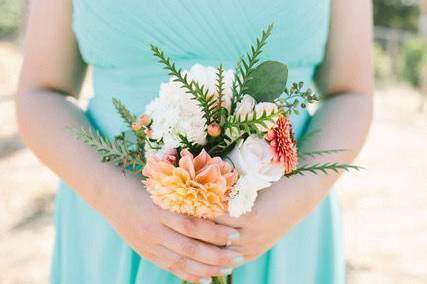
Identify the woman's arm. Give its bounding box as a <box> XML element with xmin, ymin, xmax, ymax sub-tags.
<box><xmin>16</xmin><ymin>1</ymin><xmax>242</xmax><ymax>282</ymax></box>
<box><xmin>216</xmin><ymin>0</ymin><xmax>374</xmax><ymax>262</ymax></box>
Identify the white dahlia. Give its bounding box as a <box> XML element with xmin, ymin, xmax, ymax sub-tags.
<box><xmin>228</xmin><ymin>175</ymin><xmax>261</xmax><ymax>218</ymax></box>
<box><xmin>144</xmin><ymin>64</ymin><xmax>235</xmax><ymax>156</ymax></box>
<box><xmin>186</xmin><ymin>64</ymin><xmax>235</xmax><ymax>111</ymax></box>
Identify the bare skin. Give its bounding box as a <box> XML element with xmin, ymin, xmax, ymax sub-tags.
<box><xmin>16</xmin><ymin>0</ymin><xmax>373</xmax><ymax>283</ymax></box>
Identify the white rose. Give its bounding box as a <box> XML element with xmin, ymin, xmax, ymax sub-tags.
<box><xmin>235</xmin><ymin>95</ymin><xmax>256</xmax><ymax>119</ymax></box>
<box><xmin>228</xmin><ymin>135</ymin><xmax>284</xmax><ymax>189</ymax></box>
<box><xmin>254</xmin><ymin>102</ymin><xmax>279</xmax><ymax>131</ymax></box>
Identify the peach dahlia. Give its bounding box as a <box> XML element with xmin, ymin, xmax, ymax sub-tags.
<box><xmin>142</xmin><ymin>149</ymin><xmax>238</xmax><ymax>219</ymax></box>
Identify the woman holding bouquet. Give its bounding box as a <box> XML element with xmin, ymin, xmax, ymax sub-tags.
<box><xmin>16</xmin><ymin>0</ymin><xmax>373</xmax><ymax>283</ymax></box>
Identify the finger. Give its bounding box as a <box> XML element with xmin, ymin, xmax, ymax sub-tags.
<box><xmin>160</xmin><ymin>211</ymin><xmax>241</xmax><ymax>246</ymax></box>
<box><xmin>157</xmin><ymin>245</ymin><xmax>233</xmax><ymax>278</ymax></box>
<box><xmin>160</xmin><ymin>226</ymin><xmax>244</xmax><ymax>267</ymax></box>
<box><xmin>145</xmin><ymin>247</ymin><xmax>203</xmax><ymax>283</ymax></box>
<box><xmin>215</xmin><ymin>214</ymin><xmax>245</xmax><ymax>228</ymax></box>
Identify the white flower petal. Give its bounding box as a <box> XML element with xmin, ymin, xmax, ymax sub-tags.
<box><xmin>228</xmin><ymin>135</ymin><xmax>284</xmax><ymax>183</ymax></box>
<box><xmin>228</xmin><ymin>176</ymin><xmax>260</xmax><ymax>217</ymax></box>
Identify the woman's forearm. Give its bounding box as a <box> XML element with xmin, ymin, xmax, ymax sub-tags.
<box><xmin>15</xmin><ymin>90</ymin><xmax>132</xmax><ymax>219</ymax></box>
<box><xmin>275</xmin><ymin>93</ymin><xmax>373</xmax><ymax>214</ymax></box>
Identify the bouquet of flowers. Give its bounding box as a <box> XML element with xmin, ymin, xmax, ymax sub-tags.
<box><xmin>71</xmin><ymin>23</ymin><xmax>360</xmax><ymax>284</ymax></box>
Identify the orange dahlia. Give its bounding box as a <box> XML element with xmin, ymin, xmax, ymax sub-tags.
<box><xmin>142</xmin><ymin>149</ymin><xmax>238</xmax><ymax>219</ymax></box>
<box><xmin>265</xmin><ymin>116</ymin><xmax>298</xmax><ymax>174</ymax></box>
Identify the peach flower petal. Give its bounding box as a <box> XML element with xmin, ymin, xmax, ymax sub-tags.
<box><xmin>142</xmin><ymin>149</ymin><xmax>238</xmax><ymax>219</ymax></box>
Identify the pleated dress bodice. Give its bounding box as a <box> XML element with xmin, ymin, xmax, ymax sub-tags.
<box><xmin>72</xmin><ymin>0</ymin><xmax>330</xmax><ymax>138</ymax></box>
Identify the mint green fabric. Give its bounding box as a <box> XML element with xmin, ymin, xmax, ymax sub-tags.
<box><xmin>51</xmin><ymin>1</ymin><xmax>344</xmax><ymax>283</ymax></box>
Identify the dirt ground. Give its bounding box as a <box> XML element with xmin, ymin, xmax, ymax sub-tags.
<box><xmin>0</xmin><ymin>41</ymin><xmax>426</xmax><ymax>284</ymax></box>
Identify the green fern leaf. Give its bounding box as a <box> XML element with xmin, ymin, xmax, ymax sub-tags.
<box><xmin>150</xmin><ymin>44</ymin><xmax>216</xmax><ymax>124</ymax></box>
<box><xmin>112</xmin><ymin>98</ymin><xmax>136</xmax><ymax>128</ymax></box>
<box><xmin>68</xmin><ymin>127</ymin><xmax>144</xmax><ymax>170</ymax></box>
<box><xmin>231</xmin><ymin>23</ymin><xmax>274</xmax><ymax>110</ymax></box>
<box><xmin>285</xmin><ymin>162</ymin><xmax>363</xmax><ymax>177</ymax></box>
<box><xmin>298</xmin><ymin>149</ymin><xmax>349</xmax><ymax>161</ymax></box>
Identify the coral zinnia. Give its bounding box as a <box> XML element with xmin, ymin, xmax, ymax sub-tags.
<box><xmin>142</xmin><ymin>149</ymin><xmax>238</xmax><ymax>219</ymax></box>
<box><xmin>265</xmin><ymin>116</ymin><xmax>298</xmax><ymax>174</ymax></box>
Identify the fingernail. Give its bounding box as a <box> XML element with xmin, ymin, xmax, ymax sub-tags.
<box><xmin>228</xmin><ymin>231</ymin><xmax>240</xmax><ymax>241</ymax></box>
<box><xmin>220</xmin><ymin>267</ymin><xmax>233</xmax><ymax>276</ymax></box>
<box><xmin>233</xmin><ymin>255</ymin><xmax>244</xmax><ymax>265</ymax></box>
<box><xmin>200</xmin><ymin>278</ymin><xmax>211</xmax><ymax>284</ymax></box>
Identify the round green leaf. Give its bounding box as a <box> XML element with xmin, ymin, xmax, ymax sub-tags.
<box><xmin>246</xmin><ymin>61</ymin><xmax>288</xmax><ymax>102</ymax></box>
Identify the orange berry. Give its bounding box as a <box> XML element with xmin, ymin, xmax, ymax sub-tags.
<box><xmin>132</xmin><ymin>122</ymin><xmax>142</xmax><ymax>131</ymax></box>
<box><xmin>139</xmin><ymin>114</ymin><xmax>152</xmax><ymax>127</ymax></box>
<box><xmin>207</xmin><ymin>122</ymin><xmax>221</xmax><ymax>137</ymax></box>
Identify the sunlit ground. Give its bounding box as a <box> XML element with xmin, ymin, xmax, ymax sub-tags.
<box><xmin>1</xmin><ymin>41</ymin><xmax>426</xmax><ymax>284</ymax></box>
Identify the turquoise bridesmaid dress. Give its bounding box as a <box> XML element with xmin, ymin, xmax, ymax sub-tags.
<box><xmin>51</xmin><ymin>0</ymin><xmax>345</xmax><ymax>283</ymax></box>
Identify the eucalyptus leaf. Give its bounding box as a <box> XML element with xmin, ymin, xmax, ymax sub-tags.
<box><xmin>246</xmin><ymin>60</ymin><xmax>288</xmax><ymax>102</ymax></box>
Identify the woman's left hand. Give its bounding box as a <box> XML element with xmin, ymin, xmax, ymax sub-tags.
<box><xmin>215</xmin><ymin>175</ymin><xmax>328</xmax><ymax>264</ymax></box>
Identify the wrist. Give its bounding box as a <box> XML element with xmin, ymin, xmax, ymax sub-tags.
<box><xmin>275</xmin><ymin>174</ymin><xmax>335</xmax><ymax>218</ymax></box>
<box><xmin>85</xmin><ymin>166</ymin><xmax>140</xmax><ymax>222</ymax></box>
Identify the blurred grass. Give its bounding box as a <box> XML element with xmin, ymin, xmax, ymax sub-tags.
<box><xmin>0</xmin><ymin>0</ymin><xmax>27</xmax><ymax>38</ymax></box>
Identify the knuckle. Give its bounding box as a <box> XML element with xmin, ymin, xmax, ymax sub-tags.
<box><xmin>158</xmin><ymin>209</ymin><xmax>170</xmax><ymax>224</ymax></box>
<box><xmin>182</xmin><ymin>241</ymin><xmax>198</xmax><ymax>257</ymax></box>
<box><xmin>136</xmin><ymin>220</ymin><xmax>151</xmax><ymax>235</ymax></box>
<box><xmin>207</xmin><ymin>267</ymin><xmax>221</xmax><ymax>277</ymax></box>
<box><xmin>163</xmin><ymin>257</ymin><xmax>176</xmax><ymax>271</ymax></box>
<box><xmin>174</xmin><ymin>255</ymin><xmax>188</xmax><ymax>270</ymax></box>
<box><xmin>213</xmin><ymin>228</ymin><xmax>228</xmax><ymax>244</ymax></box>
<box><xmin>181</xmin><ymin>218</ymin><xmax>197</xmax><ymax>234</ymax></box>
<box><xmin>185</xmin><ymin>275</ymin><xmax>200</xmax><ymax>283</ymax></box>
<box><xmin>173</xmin><ymin>270</ymin><xmax>198</xmax><ymax>283</ymax></box>
<box><xmin>184</xmin><ymin>242</ymin><xmax>199</xmax><ymax>257</ymax></box>
<box><xmin>168</xmin><ymin>254</ymin><xmax>184</xmax><ymax>271</ymax></box>
<box><xmin>211</xmin><ymin>249</ymin><xmax>228</xmax><ymax>266</ymax></box>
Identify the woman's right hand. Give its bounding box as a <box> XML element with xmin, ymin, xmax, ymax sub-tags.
<box><xmin>100</xmin><ymin>173</ymin><xmax>243</xmax><ymax>283</ymax></box>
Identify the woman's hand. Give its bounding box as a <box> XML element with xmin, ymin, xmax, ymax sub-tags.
<box><xmin>102</xmin><ymin>173</ymin><xmax>243</xmax><ymax>283</ymax></box>
<box><xmin>215</xmin><ymin>175</ymin><xmax>328</xmax><ymax>264</ymax></box>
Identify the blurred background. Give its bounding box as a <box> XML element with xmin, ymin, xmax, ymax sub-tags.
<box><xmin>0</xmin><ymin>1</ymin><xmax>426</xmax><ymax>283</ymax></box>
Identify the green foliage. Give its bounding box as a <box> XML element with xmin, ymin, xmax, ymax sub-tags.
<box><xmin>112</xmin><ymin>98</ymin><xmax>136</xmax><ymax>128</ymax></box>
<box><xmin>298</xmin><ymin>149</ymin><xmax>348</xmax><ymax>161</ymax></box>
<box><xmin>224</xmin><ymin>109</ymin><xmax>279</xmax><ymax>137</ymax></box>
<box><xmin>69</xmin><ymin>127</ymin><xmax>145</xmax><ymax>171</ymax></box>
<box><xmin>373</xmin><ymin>0</ymin><xmax>420</xmax><ymax>32</ymax></box>
<box><xmin>214</xmin><ymin>64</ymin><xmax>226</xmax><ymax>122</ymax></box>
<box><xmin>373</xmin><ymin>43</ymin><xmax>392</xmax><ymax>81</ymax></box>
<box><xmin>279</xmin><ymin>82</ymin><xmax>319</xmax><ymax>116</ymax></box>
<box><xmin>231</xmin><ymin>23</ymin><xmax>274</xmax><ymax>110</ymax></box>
<box><xmin>285</xmin><ymin>163</ymin><xmax>363</xmax><ymax>177</ymax></box>
<box><xmin>0</xmin><ymin>0</ymin><xmax>26</xmax><ymax>37</ymax></box>
<box><xmin>177</xmin><ymin>134</ymin><xmax>203</xmax><ymax>156</ymax></box>
<box><xmin>150</xmin><ymin>44</ymin><xmax>217</xmax><ymax>124</ymax></box>
<box><xmin>207</xmin><ymin>134</ymin><xmax>242</xmax><ymax>157</ymax></box>
<box><xmin>246</xmin><ymin>60</ymin><xmax>288</xmax><ymax>103</ymax></box>
<box><xmin>401</xmin><ymin>38</ymin><xmax>427</xmax><ymax>87</ymax></box>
